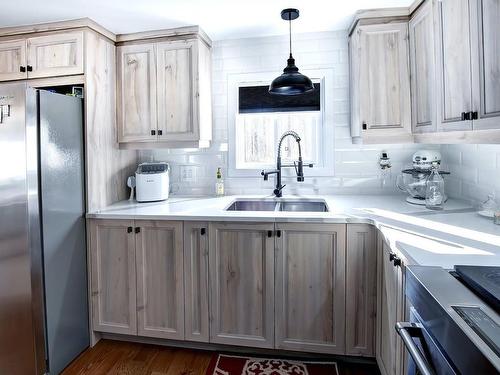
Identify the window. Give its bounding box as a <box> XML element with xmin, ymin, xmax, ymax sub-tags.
<box><xmin>228</xmin><ymin>70</ymin><xmax>334</xmax><ymax>177</ymax></box>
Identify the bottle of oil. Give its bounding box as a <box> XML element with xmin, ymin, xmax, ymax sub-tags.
<box><xmin>215</xmin><ymin>167</ymin><xmax>225</xmax><ymax>196</ymax></box>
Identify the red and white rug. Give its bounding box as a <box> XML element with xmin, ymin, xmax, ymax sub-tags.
<box><xmin>206</xmin><ymin>354</ymin><xmax>339</xmax><ymax>375</ymax></box>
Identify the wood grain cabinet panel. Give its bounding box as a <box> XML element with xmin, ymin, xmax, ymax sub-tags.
<box><xmin>0</xmin><ymin>39</ymin><xmax>27</xmax><ymax>81</ymax></box>
<box><xmin>90</xmin><ymin>219</ymin><xmax>137</xmax><ymax>335</ymax></box>
<box><xmin>376</xmin><ymin>237</ymin><xmax>406</xmax><ymax>375</ymax></box>
<box><xmin>184</xmin><ymin>222</ymin><xmax>209</xmax><ymax>342</ymax></box>
<box><xmin>436</xmin><ymin>0</ymin><xmax>474</xmax><ymax>131</ymax></box>
<box><xmin>135</xmin><ymin>221</ymin><xmax>184</xmax><ymax>340</ymax></box>
<box><xmin>275</xmin><ymin>223</ymin><xmax>346</xmax><ymax>354</ymax></box>
<box><xmin>346</xmin><ymin>224</ymin><xmax>377</xmax><ymax>357</ymax></box>
<box><xmin>156</xmin><ymin>40</ymin><xmax>198</xmax><ymax>140</ymax></box>
<box><xmin>209</xmin><ymin>222</ymin><xmax>275</xmax><ymax>348</ymax></box>
<box><xmin>117</xmin><ymin>43</ymin><xmax>157</xmax><ymax>142</ymax></box>
<box><xmin>357</xmin><ymin>22</ymin><xmax>412</xmax><ymax>142</ymax></box>
<box><xmin>471</xmin><ymin>0</ymin><xmax>500</xmax><ymax>130</ymax></box>
<box><xmin>409</xmin><ymin>0</ymin><xmax>438</xmax><ymax>133</ymax></box>
<box><xmin>26</xmin><ymin>31</ymin><xmax>84</xmax><ymax>79</ymax></box>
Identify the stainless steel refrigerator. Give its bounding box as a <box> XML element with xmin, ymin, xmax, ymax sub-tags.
<box><xmin>0</xmin><ymin>82</ymin><xmax>89</xmax><ymax>374</ymax></box>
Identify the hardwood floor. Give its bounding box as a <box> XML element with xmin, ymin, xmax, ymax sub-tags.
<box><xmin>62</xmin><ymin>340</ymin><xmax>380</xmax><ymax>375</ymax></box>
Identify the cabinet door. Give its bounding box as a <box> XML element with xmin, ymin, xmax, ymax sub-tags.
<box><xmin>0</xmin><ymin>39</ymin><xmax>27</xmax><ymax>81</ymax></box>
<box><xmin>275</xmin><ymin>223</ymin><xmax>346</xmax><ymax>354</ymax></box>
<box><xmin>436</xmin><ymin>0</ymin><xmax>474</xmax><ymax>131</ymax></box>
<box><xmin>470</xmin><ymin>0</ymin><xmax>500</xmax><ymax>130</ymax></box>
<box><xmin>409</xmin><ymin>0</ymin><xmax>438</xmax><ymax>133</ymax></box>
<box><xmin>376</xmin><ymin>238</ymin><xmax>405</xmax><ymax>375</ymax></box>
<box><xmin>26</xmin><ymin>31</ymin><xmax>84</xmax><ymax>79</ymax></box>
<box><xmin>117</xmin><ymin>43</ymin><xmax>157</xmax><ymax>143</ymax></box>
<box><xmin>89</xmin><ymin>219</ymin><xmax>137</xmax><ymax>335</ymax></box>
<box><xmin>358</xmin><ymin>23</ymin><xmax>412</xmax><ymax>140</ymax></box>
<box><xmin>346</xmin><ymin>224</ymin><xmax>377</xmax><ymax>357</ymax></box>
<box><xmin>184</xmin><ymin>222</ymin><xmax>209</xmax><ymax>342</ymax></box>
<box><xmin>209</xmin><ymin>222</ymin><xmax>275</xmax><ymax>348</ymax></box>
<box><xmin>136</xmin><ymin>221</ymin><xmax>184</xmax><ymax>340</ymax></box>
<box><xmin>157</xmin><ymin>40</ymin><xmax>198</xmax><ymax>141</ymax></box>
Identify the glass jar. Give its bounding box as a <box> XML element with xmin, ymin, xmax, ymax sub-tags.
<box><xmin>425</xmin><ymin>164</ymin><xmax>445</xmax><ymax>210</ymax></box>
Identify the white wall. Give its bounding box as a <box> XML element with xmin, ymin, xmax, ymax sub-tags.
<box><xmin>441</xmin><ymin>144</ymin><xmax>500</xmax><ymax>203</ymax></box>
<box><xmin>140</xmin><ymin>31</ymin><xmax>437</xmax><ymax>196</ymax></box>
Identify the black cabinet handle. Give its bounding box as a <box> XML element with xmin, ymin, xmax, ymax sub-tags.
<box><xmin>135</xmin><ymin>227</ymin><xmax>141</xmax><ymax>233</ymax></box>
<box><xmin>461</xmin><ymin>112</ymin><xmax>471</xmax><ymax>121</ymax></box>
<box><xmin>393</xmin><ymin>256</ymin><xmax>402</xmax><ymax>267</ymax></box>
<box><xmin>200</xmin><ymin>228</ymin><xmax>206</xmax><ymax>236</ymax></box>
<box><xmin>471</xmin><ymin>111</ymin><xmax>478</xmax><ymax>120</ymax></box>
<box><xmin>158</xmin><ymin>130</ymin><xmax>163</xmax><ymax>136</ymax></box>
<box><xmin>276</xmin><ymin>230</ymin><xmax>282</xmax><ymax>238</ymax></box>
<box><xmin>362</xmin><ymin>122</ymin><xmax>367</xmax><ymax>130</ymax></box>
<box><xmin>26</xmin><ymin>65</ymin><xmax>33</xmax><ymax>72</ymax></box>
<box><xmin>127</xmin><ymin>226</ymin><xmax>133</xmax><ymax>233</ymax></box>
<box><xmin>20</xmin><ymin>66</ymin><xmax>26</xmax><ymax>72</ymax></box>
<box><xmin>267</xmin><ymin>230</ymin><xmax>273</xmax><ymax>238</ymax></box>
<box><xmin>389</xmin><ymin>252</ymin><xmax>396</xmax><ymax>262</ymax></box>
<box><xmin>151</xmin><ymin>130</ymin><xmax>156</xmax><ymax>136</ymax></box>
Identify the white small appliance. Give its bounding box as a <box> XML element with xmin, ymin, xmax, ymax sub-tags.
<box><xmin>396</xmin><ymin>150</ymin><xmax>449</xmax><ymax>205</ymax></box>
<box><xmin>135</xmin><ymin>162</ymin><xmax>170</xmax><ymax>202</ymax></box>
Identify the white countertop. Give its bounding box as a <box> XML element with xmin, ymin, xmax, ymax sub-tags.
<box><xmin>87</xmin><ymin>194</ymin><xmax>500</xmax><ymax>269</ymax></box>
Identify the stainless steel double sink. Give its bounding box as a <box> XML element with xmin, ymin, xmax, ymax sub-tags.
<box><xmin>226</xmin><ymin>199</ymin><xmax>329</xmax><ymax>212</ymax></box>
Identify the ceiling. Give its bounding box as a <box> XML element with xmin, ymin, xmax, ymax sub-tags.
<box><xmin>2</xmin><ymin>0</ymin><xmax>413</xmax><ymax>40</ymax></box>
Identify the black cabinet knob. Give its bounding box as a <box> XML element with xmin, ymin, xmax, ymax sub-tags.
<box><xmin>20</xmin><ymin>66</ymin><xmax>26</xmax><ymax>72</ymax></box>
<box><xmin>135</xmin><ymin>227</ymin><xmax>141</xmax><ymax>233</ymax></box>
<box><xmin>151</xmin><ymin>130</ymin><xmax>156</xmax><ymax>136</ymax></box>
<box><xmin>26</xmin><ymin>65</ymin><xmax>33</xmax><ymax>72</ymax></box>
<box><xmin>276</xmin><ymin>230</ymin><xmax>282</xmax><ymax>238</ymax></box>
<box><xmin>389</xmin><ymin>252</ymin><xmax>396</xmax><ymax>262</ymax></box>
<box><xmin>471</xmin><ymin>111</ymin><xmax>478</xmax><ymax>120</ymax></box>
<box><xmin>393</xmin><ymin>257</ymin><xmax>402</xmax><ymax>267</ymax></box>
<box><xmin>127</xmin><ymin>226</ymin><xmax>133</xmax><ymax>233</ymax></box>
<box><xmin>200</xmin><ymin>228</ymin><xmax>206</xmax><ymax>236</ymax></box>
<box><xmin>362</xmin><ymin>122</ymin><xmax>367</xmax><ymax>130</ymax></box>
<box><xmin>461</xmin><ymin>112</ymin><xmax>472</xmax><ymax>121</ymax></box>
<box><xmin>267</xmin><ymin>230</ymin><xmax>273</xmax><ymax>238</ymax></box>
<box><xmin>158</xmin><ymin>130</ymin><xmax>163</xmax><ymax>136</ymax></box>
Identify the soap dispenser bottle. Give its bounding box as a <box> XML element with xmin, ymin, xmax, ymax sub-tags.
<box><xmin>215</xmin><ymin>167</ymin><xmax>225</xmax><ymax>196</ymax></box>
<box><xmin>425</xmin><ymin>163</ymin><xmax>444</xmax><ymax>210</ymax></box>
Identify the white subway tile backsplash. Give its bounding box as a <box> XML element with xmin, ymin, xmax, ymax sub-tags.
<box><xmin>141</xmin><ymin>30</ymin><xmax>442</xmax><ymax>196</ymax></box>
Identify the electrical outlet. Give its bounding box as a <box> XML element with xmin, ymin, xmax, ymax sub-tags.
<box><xmin>180</xmin><ymin>165</ymin><xmax>196</xmax><ymax>182</ymax></box>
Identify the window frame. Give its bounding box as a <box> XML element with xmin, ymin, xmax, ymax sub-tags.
<box><xmin>227</xmin><ymin>69</ymin><xmax>335</xmax><ymax>178</ymax></box>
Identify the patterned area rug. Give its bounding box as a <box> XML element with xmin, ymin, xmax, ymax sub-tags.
<box><xmin>206</xmin><ymin>354</ymin><xmax>339</xmax><ymax>375</ymax></box>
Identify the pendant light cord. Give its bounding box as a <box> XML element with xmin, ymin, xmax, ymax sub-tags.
<box><xmin>288</xmin><ymin>15</ymin><xmax>292</xmax><ymax>58</ymax></box>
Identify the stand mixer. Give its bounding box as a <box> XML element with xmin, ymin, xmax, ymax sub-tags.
<box><xmin>396</xmin><ymin>150</ymin><xmax>450</xmax><ymax>205</ymax></box>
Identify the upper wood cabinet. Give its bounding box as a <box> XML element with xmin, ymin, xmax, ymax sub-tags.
<box><xmin>116</xmin><ymin>43</ymin><xmax>157</xmax><ymax>143</ymax></box>
<box><xmin>350</xmin><ymin>22</ymin><xmax>412</xmax><ymax>144</ymax></box>
<box><xmin>275</xmin><ymin>223</ymin><xmax>346</xmax><ymax>355</ymax></box>
<box><xmin>89</xmin><ymin>219</ymin><xmax>137</xmax><ymax>335</ymax></box>
<box><xmin>0</xmin><ymin>31</ymin><xmax>84</xmax><ymax>81</ymax></box>
<box><xmin>409</xmin><ymin>0</ymin><xmax>438</xmax><ymax>133</ymax></box>
<box><xmin>208</xmin><ymin>222</ymin><xmax>275</xmax><ymax>349</ymax></box>
<box><xmin>0</xmin><ymin>40</ymin><xmax>26</xmax><ymax>81</ymax></box>
<box><xmin>435</xmin><ymin>0</ymin><xmax>474</xmax><ymax>131</ymax></box>
<box><xmin>135</xmin><ymin>220</ymin><xmax>184</xmax><ymax>340</ymax></box>
<box><xmin>117</xmin><ymin>37</ymin><xmax>212</xmax><ymax>148</ymax></box>
<box><xmin>26</xmin><ymin>31</ymin><xmax>84</xmax><ymax>79</ymax></box>
<box><xmin>346</xmin><ymin>224</ymin><xmax>377</xmax><ymax>357</ymax></box>
<box><xmin>470</xmin><ymin>0</ymin><xmax>500</xmax><ymax>130</ymax></box>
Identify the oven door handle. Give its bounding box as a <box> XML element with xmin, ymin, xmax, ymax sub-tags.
<box><xmin>396</xmin><ymin>322</ymin><xmax>436</xmax><ymax>375</ymax></box>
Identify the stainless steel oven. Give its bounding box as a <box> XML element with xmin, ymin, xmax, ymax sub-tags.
<box><xmin>399</xmin><ymin>266</ymin><xmax>500</xmax><ymax>375</ymax></box>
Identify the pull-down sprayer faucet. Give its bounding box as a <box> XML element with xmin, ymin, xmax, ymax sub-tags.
<box><xmin>261</xmin><ymin>131</ymin><xmax>313</xmax><ymax>197</ymax></box>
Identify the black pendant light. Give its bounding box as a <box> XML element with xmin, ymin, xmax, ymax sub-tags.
<box><xmin>269</xmin><ymin>8</ymin><xmax>314</xmax><ymax>96</ymax></box>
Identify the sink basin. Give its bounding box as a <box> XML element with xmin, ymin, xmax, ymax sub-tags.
<box><xmin>226</xmin><ymin>200</ymin><xmax>277</xmax><ymax>211</ymax></box>
<box><xmin>279</xmin><ymin>201</ymin><xmax>328</xmax><ymax>212</ymax></box>
<box><xmin>226</xmin><ymin>199</ymin><xmax>329</xmax><ymax>212</ymax></box>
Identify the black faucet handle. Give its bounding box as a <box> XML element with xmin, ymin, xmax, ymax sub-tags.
<box><xmin>261</xmin><ymin>170</ymin><xmax>269</xmax><ymax>181</ymax></box>
<box><xmin>273</xmin><ymin>185</ymin><xmax>286</xmax><ymax>197</ymax></box>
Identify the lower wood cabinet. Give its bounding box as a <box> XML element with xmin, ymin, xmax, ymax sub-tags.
<box><xmin>135</xmin><ymin>220</ymin><xmax>184</xmax><ymax>340</ymax></box>
<box><xmin>184</xmin><ymin>221</ymin><xmax>209</xmax><ymax>342</ymax></box>
<box><xmin>346</xmin><ymin>224</ymin><xmax>377</xmax><ymax>357</ymax></box>
<box><xmin>89</xmin><ymin>219</ymin><xmax>137</xmax><ymax>335</ymax></box>
<box><xmin>376</xmin><ymin>235</ymin><xmax>406</xmax><ymax>375</ymax></box>
<box><xmin>89</xmin><ymin>218</ymin><xmax>392</xmax><ymax>358</ymax></box>
<box><xmin>208</xmin><ymin>222</ymin><xmax>275</xmax><ymax>348</ymax></box>
<box><xmin>274</xmin><ymin>223</ymin><xmax>346</xmax><ymax>354</ymax></box>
